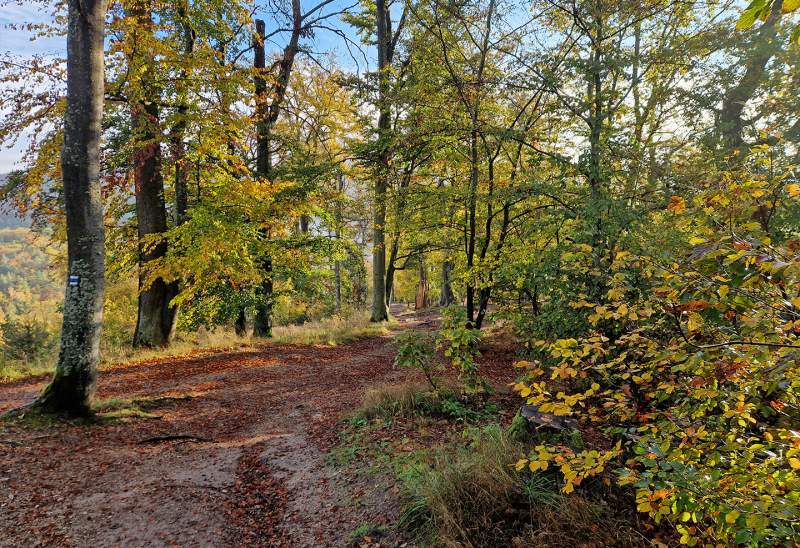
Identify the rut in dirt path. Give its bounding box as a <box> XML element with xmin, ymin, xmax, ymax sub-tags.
<box><xmin>0</xmin><ymin>310</ymin><xmax>430</xmax><ymax>547</ymax></box>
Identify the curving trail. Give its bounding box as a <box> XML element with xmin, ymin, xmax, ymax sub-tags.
<box><xmin>0</xmin><ymin>309</ymin><xmax>429</xmax><ymax>547</ymax></box>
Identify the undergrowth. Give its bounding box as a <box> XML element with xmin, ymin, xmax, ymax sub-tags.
<box><xmin>339</xmin><ymin>383</ymin><xmax>648</xmax><ymax>547</ymax></box>
<box><xmin>397</xmin><ymin>425</ymin><xmax>645</xmax><ymax>547</ymax></box>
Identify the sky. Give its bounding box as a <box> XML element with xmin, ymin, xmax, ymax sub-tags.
<box><xmin>0</xmin><ymin>2</ymin><xmax>65</xmax><ymax>172</ymax></box>
<box><xmin>0</xmin><ymin>0</ymin><xmax>370</xmax><ymax>173</ymax></box>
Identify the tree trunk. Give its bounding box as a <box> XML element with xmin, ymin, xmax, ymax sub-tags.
<box><xmin>334</xmin><ymin>172</ymin><xmax>343</xmax><ymax>312</ymax></box>
<box><xmin>370</xmin><ymin>0</ymin><xmax>391</xmax><ymax>322</ymax></box>
<box><xmin>171</xmin><ymin>0</ymin><xmax>194</xmax><ymax>227</ymax></box>
<box><xmin>465</xmin><ymin>124</ymin><xmax>478</xmax><ymax>327</ymax></box>
<box><xmin>131</xmin><ymin>100</ymin><xmax>177</xmax><ymax>347</ymax></box>
<box><xmin>246</xmin><ymin>5</ymin><xmax>301</xmax><ymax>334</ymax></box>
<box><xmin>415</xmin><ymin>255</ymin><xmax>429</xmax><ymax>310</ymax></box>
<box><xmin>385</xmin><ymin>237</ymin><xmax>399</xmax><ymax>308</ymax></box>
<box><xmin>439</xmin><ymin>260</ymin><xmax>455</xmax><ymax>306</ymax></box>
<box><xmin>235</xmin><ymin>309</ymin><xmax>253</xmax><ymax>337</ymax></box>
<box><xmin>334</xmin><ymin>258</ymin><xmax>342</xmax><ymax>311</ymax></box>
<box><xmin>719</xmin><ymin>0</ymin><xmax>783</xmax><ymax>156</ymax></box>
<box><xmin>35</xmin><ymin>0</ymin><xmax>108</xmax><ymax>416</ymax></box>
<box><xmin>131</xmin><ymin>4</ymin><xmax>177</xmax><ymax>348</ymax></box>
<box><xmin>252</xmin><ymin>19</ymin><xmax>273</xmax><ymax>338</ymax></box>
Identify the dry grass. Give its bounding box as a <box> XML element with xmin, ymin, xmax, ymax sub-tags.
<box><xmin>398</xmin><ymin>425</ymin><xmax>646</xmax><ymax>547</ymax></box>
<box><xmin>99</xmin><ymin>327</ymin><xmax>257</xmax><ymax>371</ymax></box>
<box><xmin>271</xmin><ymin>312</ymin><xmax>395</xmax><ymax>346</ymax></box>
<box><xmin>358</xmin><ymin>383</ymin><xmax>441</xmax><ymax>420</ymax></box>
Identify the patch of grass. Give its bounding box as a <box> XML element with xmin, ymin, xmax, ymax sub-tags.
<box><xmin>396</xmin><ymin>425</ymin><xmax>644</xmax><ymax>547</ymax></box>
<box><xmin>1</xmin><ymin>394</ymin><xmax>190</xmax><ymax>428</ymax></box>
<box><xmin>100</xmin><ymin>328</ymin><xmax>257</xmax><ymax>369</ymax></box>
<box><xmin>0</xmin><ymin>328</ymin><xmax>258</xmax><ymax>383</ymax></box>
<box><xmin>357</xmin><ymin>383</ymin><xmax>441</xmax><ymax>420</ymax></box>
<box><xmin>0</xmin><ymin>356</ymin><xmax>54</xmax><ymax>382</ymax></box>
<box><xmin>327</xmin><ymin>418</ymin><xmax>371</xmax><ymax>467</ymax></box>
<box><xmin>0</xmin><ymin>405</ymin><xmax>75</xmax><ymax>428</ymax></box>
<box><xmin>356</xmin><ymin>383</ymin><xmax>501</xmax><ymax>424</ymax></box>
<box><xmin>271</xmin><ymin>312</ymin><xmax>396</xmax><ymax>346</ymax></box>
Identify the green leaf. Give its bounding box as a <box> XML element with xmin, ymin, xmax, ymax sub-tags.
<box><xmin>737</xmin><ymin>0</ymin><xmax>768</xmax><ymax>29</ymax></box>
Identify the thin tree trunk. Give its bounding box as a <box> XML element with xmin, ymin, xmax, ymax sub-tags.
<box><xmin>415</xmin><ymin>254</ymin><xmax>429</xmax><ymax>310</ymax></box>
<box><xmin>371</xmin><ymin>0</ymin><xmax>391</xmax><ymax>322</ymax></box>
<box><xmin>465</xmin><ymin>123</ymin><xmax>478</xmax><ymax>326</ymax></box>
<box><xmin>35</xmin><ymin>0</ymin><xmax>108</xmax><ymax>415</ymax></box>
<box><xmin>252</xmin><ymin>18</ymin><xmax>273</xmax><ymax>337</ymax></box>
<box><xmin>385</xmin><ymin>237</ymin><xmax>399</xmax><ymax>308</ymax></box>
<box><xmin>172</xmin><ymin>0</ymin><xmax>194</xmax><ymax>226</ymax></box>
<box><xmin>334</xmin><ymin>259</ymin><xmax>342</xmax><ymax>311</ymax></box>
<box><xmin>439</xmin><ymin>260</ymin><xmax>455</xmax><ymax>306</ymax></box>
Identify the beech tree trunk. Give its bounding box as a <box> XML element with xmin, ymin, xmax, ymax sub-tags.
<box><xmin>370</xmin><ymin>0</ymin><xmax>391</xmax><ymax>322</ymax></box>
<box><xmin>252</xmin><ymin>19</ymin><xmax>273</xmax><ymax>337</ymax></box>
<box><xmin>385</xmin><ymin>238</ymin><xmax>399</xmax><ymax>309</ymax></box>
<box><xmin>35</xmin><ymin>0</ymin><xmax>108</xmax><ymax>415</ymax></box>
<box><xmin>334</xmin><ymin>173</ymin><xmax>343</xmax><ymax>311</ymax></box>
<box><xmin>131</xmin><ymin>3</ymin><xmax>177</xmax><ymax>348</ymax></box>
<box><xmin>132</xmin><ymin>97</ymin><xmax>177</xmax><ymax>347</ymax></box>
<box><xmin>171</xmin><ymin>0</ymin><xmax>194</xmax><ymax>226</ymax></box>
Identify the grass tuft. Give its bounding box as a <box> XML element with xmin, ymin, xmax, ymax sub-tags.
<box><xmin>357</xmin><ymin>383</ymin><xmax>441</xmax><ymax>420</ymax></box>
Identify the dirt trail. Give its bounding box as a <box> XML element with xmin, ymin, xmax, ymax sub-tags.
<box><xmin>0</xmin><ymin>309</ymin><xmax>428</xmax><ymax>547</ymax></box>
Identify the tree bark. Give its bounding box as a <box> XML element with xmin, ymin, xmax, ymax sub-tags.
<box><xmin>439</xmin><ymin>260</ymin><xmax>455</xmax><ymax>306</ymax></box>
<box><xmin>171</xmin><ymin>0</ymin><xmax>194</xmax><ymax>227</ymax></box>
<box><xmin>132</xmin><ymin>98</ymin><xmax>177</xmax><ymax>347</ymax></box>
<box><xmin>252</xmin><ymin>18</ymin><xmax>273</xmax><ymax>338</ymax></box>
<box><xmin>334</xmin><ymin>173</ymin><xmax>343</xmax><ymax>311</ymax></box>
<box><xmin>35</xmin><ymin>0</ymin><xmax>108</xmax><ymax>415</ymax></box>
<box><xmin>370</xmin><ymin>0</ymin><xmax>391</xmax><ymax>322</ymax></box>
<box><xmin>415</xmin><ymin>255</ymin><xmax>429</xmax><ymax>310</ymax></box>
<box><xmin>131</xmin><ymin>3</ymin><xmax>177</xmax><ymax>348</ymax></box>
<box><xmin>719</xmin><ymin>0</ymin><xmax>783</xmax><ymax>155</ymax></box>
<box><xmin>385</xmin><ymin>237</ymin><xmax>399</xmax><ymax>308</ymax></box>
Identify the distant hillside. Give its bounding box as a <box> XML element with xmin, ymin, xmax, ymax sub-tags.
<box><xmin>0</xmin><ymin>173</ymin><xmax>29</xmax><ymax>229</ymax></box>
<box><xmin>0</xmin><ymin>174</ymin><xmax>57</xmax><ymax>320</ymax></box>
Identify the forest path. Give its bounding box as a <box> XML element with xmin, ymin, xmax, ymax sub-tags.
<box><xmin>0</xmin><ymin>307</ymin><xmax>429</xmax><ymax>547</ymax></box>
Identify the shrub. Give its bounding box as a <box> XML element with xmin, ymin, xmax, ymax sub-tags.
<box><xmin>437</xmin><ymin>305</ymin><xmax>483</xmax><ymax>392</ymax></box>
<box><xmin>0</xmin><ymin>316</ymin><xmax>55</xmax><ymax>361</ymax></box>
<box><xmin>513</xmin><ymin>167</ymin><xmax>800</xmax><ymax>545</ymax></box>
<box><xmin>394</xmin><ymin>330</ymin><xmax>440</xmax><ymax>390</ymax></box>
